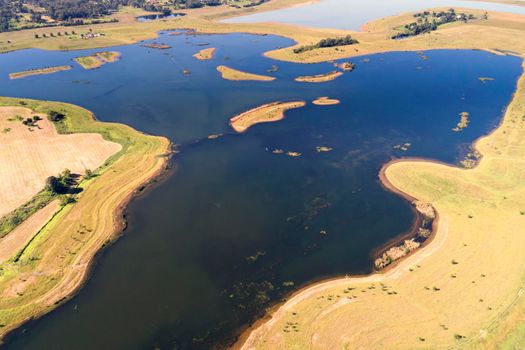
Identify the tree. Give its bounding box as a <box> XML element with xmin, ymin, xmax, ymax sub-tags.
<box><xmin>48</xmin><ymin>110</ymin><xmax>65</xmax><ymax>122</ymax></box>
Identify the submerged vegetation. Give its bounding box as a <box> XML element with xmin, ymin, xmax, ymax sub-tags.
<box><xmin>293</xmin><ymin>35</ymin><xmax>359</xmax><ymax>54</ymax></box>
<box><xmin>392</xmin><ymin>9</ymin><xmax>476</xmax><ymax>39</ymax></box>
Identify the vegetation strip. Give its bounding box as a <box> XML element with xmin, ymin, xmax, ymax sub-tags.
<box><xmin>9</xmin><ymin>65</ymin><xmax>72</xmax><ymax>79</ymax></box>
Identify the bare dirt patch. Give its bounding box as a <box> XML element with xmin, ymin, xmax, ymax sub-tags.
<box><xmin>0</xmin><ymin>106</ymin><xmax>121</xmax><ymax>217</ymax></box>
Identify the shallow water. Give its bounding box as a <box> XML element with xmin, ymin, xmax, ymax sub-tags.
<box><xmin>225</xmin><ymin>0</ymin><xmax>525</xmax><ymax>30</ymax></box>
<box><xmin>0</xmin><ymin>32</ymin><xmax>522</xmax><ymax>349</ymax></box>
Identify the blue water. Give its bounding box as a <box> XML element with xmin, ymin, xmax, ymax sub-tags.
<box><xmin>0</xmin><ymin>32</ymin><xmax>522</xmax><ymax>349</ymax></box>
<box><xmin>225</xmin><ymin>0</ymin><xmax>525</xmax><ymax>30</ymax></box>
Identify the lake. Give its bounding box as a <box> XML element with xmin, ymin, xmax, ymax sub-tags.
<box><xmin>0</xmin><ymin>31</ymin><xmax>522</xmax><ymax>349</ymax></box>
<box><xmin>225</xmin><ymin>0</ymin><xmax>525</xmax><ymax>30</ymax></box>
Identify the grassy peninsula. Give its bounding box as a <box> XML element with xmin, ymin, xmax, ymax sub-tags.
<box><xmin>0</xmin><ymin>97</ymin><xmax>170</xmax><ymax>339</ymax></box>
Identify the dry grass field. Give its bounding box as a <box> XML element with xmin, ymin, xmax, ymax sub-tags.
<box><xmin>0</xmin><ymin>97</ymin><xmax>170</xmax><ymax>340</ymax></box>
<box><xmin>0</xmin><ymin>106</ymin><xmax>121</xmax><ymax>217</ymax></box>
<box><xmin>216</xmin><ymin>65</ymin><xmax>276</xmax><ymax>81</ymax></box>
<box><xmin>230</xmin><ymin>101</ymin><xmax>306</xmax><ymax>133</ymax></box>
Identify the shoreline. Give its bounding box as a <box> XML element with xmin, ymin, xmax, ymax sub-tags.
<box><xmin>237</xmin><ymin>60</ymin><xmax>525</xmax><ymax>349</ymax></box>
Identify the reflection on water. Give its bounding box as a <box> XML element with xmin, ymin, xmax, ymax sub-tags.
<box><xmin>225</xmin><ymin>0</ymin><xmax>525</xmax><ymax>30</ymax></box>
<box><xmin>136</xmin><ymin>13</ymin><xmax>186</xmax><ymax>22</ymax></box>
<box><xmin>0</xmin><ymin>31</ymin><xmax>522</xmax><ymax>349</ymax></box>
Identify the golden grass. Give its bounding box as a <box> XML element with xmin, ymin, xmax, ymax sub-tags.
<box><xmin>0</xmin><ymin>106</ymin><xmax>121</xmax><ymax>217</ymax></box>
<box><xmin>295</xmin><ymin>70</ymin><xmax>343</xmax><ymax>83</ymax></box>
<box><xmin>230</xmin><ymin>101</ymin><xmax>306</xmax><ymax>133</ymax></box>
<box><xmin>74</xmin><ymin>51</ymin><xmax>121</xmax><ymax>70</ymax></box>
<box><xmin>217</xmin><ymin>65</ymin><xmax>276</xmax><ymax>81</ymax></box>
<box><xmin>312</xmin><ymin>96</ymin><xmax>340</xmax><ymax>105</ymax></box>
<box><xmin>239</xmin><ymin>55</ymin><xmax>525</xmax><ymax>350</ymax></box>
<box><xmin>0</xmin><ymin>97</ymin><xmax>170</xmax><ymax>340</ymax></box>
<box><xmin>8</xmin><ymin>65</ymin><xmax>71</xmax><ymax>79</ymax></box>
<box><xmin>193</xmin><ymin>47</ymin><xmax>216</xmax><ymax>60</ymax></box>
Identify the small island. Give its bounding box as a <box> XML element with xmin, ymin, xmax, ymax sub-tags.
<box><xmin>216</xmin><ymin>65</ymin><xmax>276</xmax><ymax>81</ymax></box>
<box><xmin>74</xmin><ymin>51</ymin><xmax>121</xmax><ymax>70</ymax></box>
<box><xmin>295</xmin><ymin>70</ymin><xmax>343</xmax><ymax>83</ymax></box>
<box><xmin>452</xmin><ymin>111</ymin><xmax>470</xmax><ymax>132</ymax></box>
<box><xmin>9</xmin><ymin>65</ymin><xmax>72</xmax><ymax>79</ymax></box>
<box><xmin>313</xmin><ymin>96</ymin><xmax>340</xmax><ymax>105</ymax></box>
<box><xmin>193</xmin><ymin>47</ymin><xmax>216</xmax><ymax>60</ymax></box>
<box><xmin>229</xmin><ymin>101</ymin><xmax>306</xmax><ymax>133</ymax></box>
<box><xmin>141</xmin><ymin>43</ymin><xmax>171</xmax><ymax>49</ymax></box>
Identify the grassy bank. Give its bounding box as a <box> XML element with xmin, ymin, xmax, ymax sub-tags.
<box><xmin>0</xmin><ymin>97</ymin><xmax>170</xmax><ymax>340</ymax></box>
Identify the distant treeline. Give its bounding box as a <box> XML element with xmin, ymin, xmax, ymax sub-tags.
<box><xmin>0</xmin><ymin>0</ymin><xmax>267</xmax><ymax>32</ymax></box>
<box><xmin>392</xmin><ymin>8</ymin><xmax>477</xmax><ymax>39</ymax></box>
<box><xmin>293</xmin><ymin>35</ymin><xmax>359</xmax><ymax>54</ymax></box>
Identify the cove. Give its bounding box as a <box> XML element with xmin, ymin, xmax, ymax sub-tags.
<box><xmin>0</xmin><ymin>32</ymin><xmax>522</xmax><ymax>349</ymax></box>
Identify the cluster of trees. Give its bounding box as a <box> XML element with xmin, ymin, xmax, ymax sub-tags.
<box><xmin>293</xmin><ymin>35</ymin><xmax>359</xmax><ymax>54</ymax></box>
<box><xmin>392</xmin><ymin>8</ymin><xmax>475</xmax><ymax>39</ymax></box>
<box><xmin>48</xmin><ymin>110</ymin><xmax>66</xmax><ymax>122</ymax></box>
<box><xmin>45</xmin><ymin>169</ymin><xmax>75</xmax><ymax>194</ymax></box>
<box><xmin>22</xmin><ymin>115</ymin><xmax>42</xmax><ymax>126</ymax></box>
